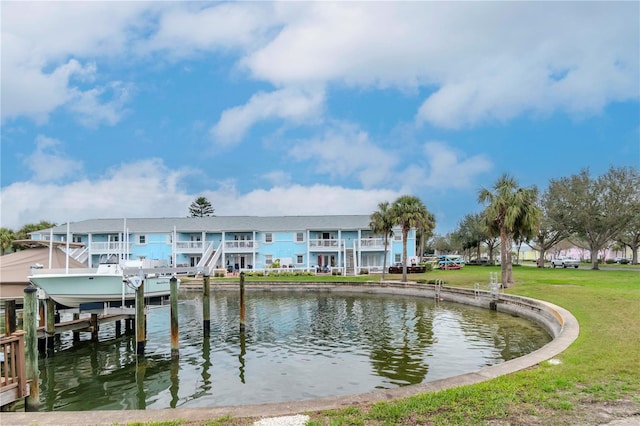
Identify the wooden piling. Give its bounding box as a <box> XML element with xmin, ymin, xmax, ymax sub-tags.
<box><xmin>73</xmin><ymin>313</ymin><xmax>80</xmax><ymax>341</ymax></box>
<box><xmin>4</xmin><ymin>300</ymin><xmax>16</xmax><ymax>336</ymax></box>
<box><xmin>203</xmin><ymin>274</ymin><xmax>210</xmax><ymax>336</ymax></box>
<box><xmin>45</xmin><ymin>298</ymin><xmax>55</xmax><ymax>353</ymax></box>
<box><xmin>170</xmin><ymin>277</ymin><xmax>179</xmax><ymax>358</ymax></box>
<box><xmin>135</xmin><ymin>279</ymin><xmax>146</xmax><ymax>355</ymax></box>
<box><xmin>239</xmin><ymin>272</ymin><xmax>246</xmax><ymax>332</ymax></box>
<box><xmin>37</xmin><ymin>300</ymin><xmax>46</xmax><ymax>353</ymax></box>
<box><xmin>90</xmin><ymin>314</ymin><xmax>99</xmax><ymax>342</ymax></box>
<box><xmin>115</xmin><ymin>319</ymin><xmax>121</xmax><ymax>337</ymax></box>
<box><xmin>23</xmin><ymin>285</ymin><xmax>39</xmax><ymax>411</ymax></box>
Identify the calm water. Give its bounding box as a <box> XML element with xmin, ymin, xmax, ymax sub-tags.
<box><xmin>38</xmin><ymin>291</ymin><xmax>551</xmax><ymax>411</ymax></box>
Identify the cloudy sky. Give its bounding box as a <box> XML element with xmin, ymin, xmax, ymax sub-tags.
<box><xmin>1</xmin><ymin>1</ymin><xmax>638</xmax><ymax>234</ymax></box>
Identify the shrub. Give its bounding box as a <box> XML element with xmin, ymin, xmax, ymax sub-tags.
<box><xmin>605</xmin><ymin>258</ymin><xmax>616</xmax><ymax>264</ymax></box>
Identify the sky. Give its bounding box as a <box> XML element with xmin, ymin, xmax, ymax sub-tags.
<box><xmin>1</xmin><ymin>1</ymin><xmax>639</xmax><ymax>235</ymax></box>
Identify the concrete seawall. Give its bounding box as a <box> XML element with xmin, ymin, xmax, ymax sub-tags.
<box><xmin>2</xmin><ymin>281</ymin><xmax>579</xmax><ymax>425</ymax></box>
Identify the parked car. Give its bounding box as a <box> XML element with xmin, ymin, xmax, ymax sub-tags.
<box><xmin>551</xmin><ymin>256</ymin><xmax>580</xmax><ymax>268</ymax></box>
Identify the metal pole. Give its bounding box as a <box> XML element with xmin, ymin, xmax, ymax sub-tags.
<box><xmin>170</xmin><ymin>276</ymin><xmax>179</xmax><ymax>358</ymax></box>
<box><xmin>203</xmin><ymin>274</ymin><xmax>210</xmax><ymax>336</ymax></box>
<box><xmin>23</xmin><ymin>284</ymin><xmax>39</xmax><ymax>411</ymax></box>
<box><xmin>239</xmin><ymin>272</ymin><xmax>246</xmax><ymax>332</ymax></box>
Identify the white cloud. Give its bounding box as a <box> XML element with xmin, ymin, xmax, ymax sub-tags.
<box><xmin>3</xmin><ymin>2</ymin><xmax>636</xmax><ymax>130</ymax></box>
<box><xmin>289</xmin><ymin>123</ymin><xmax>398</xmax><ymax>188</ymax></box>
<box><xmin>419</xmin><ymin>142</ymin><xmax>493</xmax><ymax>189</ymax></box>
<box><xmin>67</xmin><ymin>81</ymin><xmax>133</xmax><ymax>127</ymax></box>
<box><xmin>24</xmin><ymin>135</ymin><xmax>83</xmax><ymax>182</ymax></box>
<box><xmin>260</xmin><ymin>170</ymin><xmax>292</xmax><ymax>187</ymax></box>
<box><xmin>1</xmin><ymin>1</ymin><xmax>150</xmax><ymax>124</ymax></box>
<box><xmin>210</xmin><ymin>87</ymin><xmax>325</xmax><ymax>146</ymax></box>
<box><xmin>0</xmin><ymin>158</ymin><xmax>401</xmax><ymax>230</ymax></box>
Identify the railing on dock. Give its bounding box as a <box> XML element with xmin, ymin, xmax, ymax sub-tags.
<box><xmin>0</xmin><ymin>331</ymin><xmax>30</xmax><ymax>407</ymax></box>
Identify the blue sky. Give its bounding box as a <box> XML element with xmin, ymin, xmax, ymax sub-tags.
<box><xmin>1</xmin><ymin>1</ymin><xmax>639</xmax><ymax>234</ymax></box>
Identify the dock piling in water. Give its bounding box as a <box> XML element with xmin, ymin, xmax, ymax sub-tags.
<box><xmin>170</xmin><ymin>277</ymin><xmax>179</xmax><ymax>358</ymax></box>
<box><xmin>135</xmin><ymin>279</ymin><xmax>146</xmax><ymax>355</ymax></box>
<box><xmin>23</xmin><ymin>285</ymin><xmax>39</xmax><ymax>411</ymax></box>
<box><xmin>239</xmin><ymin>272</ymin><xmax>246</xmax><ymax>332</ymax></box>
<box><xmin>203</xmin><ymin>274</ymin><xmax>210</xmax><ymax>336</ymax></box>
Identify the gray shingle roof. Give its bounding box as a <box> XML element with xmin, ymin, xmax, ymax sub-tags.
<box><xmin>36</xmin><ymin>215</ymin><xmax>374</xmax><ymax>235</ymax></box>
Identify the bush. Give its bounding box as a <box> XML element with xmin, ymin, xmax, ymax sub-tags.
<box><xmin>418</xmin><ymin>262</ymin><xmax>433</xmax><ymax>272</ymax></box>
<box><xmin>359</xmin><ymin>268</ymin><xmax>369</xmax><ymax>275</ymax></box>
<box><xmin>605</xmin><ymin>258</ymin><xmax>616</xmax><ymax>264</ymax></box>
<box><xmin>332</xmin><ymin>269</ymin><xmax>343</xmax><ymax>276</ymax></box>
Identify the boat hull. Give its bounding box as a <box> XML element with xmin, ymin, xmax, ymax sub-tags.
<box><xmin>28</xmin><ymin>273</ymin><xmax>175</xmax><ymax>308</ymax></box>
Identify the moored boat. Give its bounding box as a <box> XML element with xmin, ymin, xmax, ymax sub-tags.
<box><xmin>28</xmin><ymin>254</ymin><xmax>177</xmax><ymax>308</ymax></box>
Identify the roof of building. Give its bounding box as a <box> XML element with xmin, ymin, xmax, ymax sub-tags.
<box><xmin>32</xmin><ymin>215</ymin><xmax>375</xmax><ymax>235</ymax></box>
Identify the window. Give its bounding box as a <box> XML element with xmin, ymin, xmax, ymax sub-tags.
<box><xmin>265</xmin><ymin>233</ymin><xmax>273</xmax><ymax>243</ymax></box>
<box><xmin>72</xmin><ymin>236</ymin><xmax>82</xmax><ymax>243</ymax></box>
<box><xmin>139</xmin><ymin>235</ymin><xmax>146</xmax><ymax>244</ymax></box>
<box><xmin>394</xmin><ymin>234</ymin><xmax>402</xmax><ymax>242</ymax></box>
<box><xmin>265</xmin><ymin>254</ymin><xmax>273</xmax><ymax>265</ymax></box>
<box><xmin>296</xmin><ymin>232</ymin><xmax>304</xmax><ymax>242</ymax></box>
<box><xmin>296</xmin><ymin>254</ymin><xmax>304</xmax><ymax>264</ymax></box>
<box><xmin>395</xmin><ymin>254</ymin><xmax>402</xmax><ymax>263</ymax></box>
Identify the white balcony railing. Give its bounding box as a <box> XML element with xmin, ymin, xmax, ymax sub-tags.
<box><xmin>309</xmin><ymin>239</ymin><xmax>342</xmax><ymax>250</ymax></box>
<box><xmin>359</xmin><ymin>237</ymin><xmax>386</xmax><ymax>250</ymax></box>
<box><xmin>175</xmin><ymin>241</ymin><xmax>204</xmax><ymax>253</ymax></box>
<box><xmin>90</xmin><ymin>242</ymin><xmax>130</xmax><ymax>253</ymax></box>
<box><xmin>224</xmin><ymin>240</ymin><xmax>257</xmax><ymax>252</ymax></box>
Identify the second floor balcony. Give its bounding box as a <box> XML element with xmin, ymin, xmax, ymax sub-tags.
<box><xmin>224</xmin><ymin>240</ymin><xmax>257</xmax><ymax>252</ymax></box>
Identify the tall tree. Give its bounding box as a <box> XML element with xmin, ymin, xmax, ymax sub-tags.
<box><xmin>189</xmin><ymin>196</ymin><xmax>215</xmax><ymax>217</ymax></box>
<box><xmin>369</xmin><ymin>201</ymin><xmax>395</xmax><ymax>281</ymax></box>
<box><xmin>527</xmin><ymin>189</ymin><xmax>569</xmax><ymax>268</ymax></box>
<box><xmin>547</xmin><ymin>167</ymin><xmax>640</xmax><ymax>270</ymax></box>
<box><xmin>14</xmin><ymin>221</ymin><xmax>57</xmax><ymax>241</ymax></box>
<box><xmin>453</xmin><ymin>213</ymin><xmax>486</xmax><ymax>262</ymax></box>
<box><xmin>617</xmin><ymin>216</ymin><xmax>640</xmax><ymax>265</ymax></box>
<box><xmin>0</xmin><ymin>227</ymin><xmax>15</xmax><ymax>256</ymax></box>
<box><xmin>478</xmin><ymin>174</ymin><xmax>540</xmax><ymax>287</ymax></box>
<box><xmin>391</xmin><ymin>195</ymin><xmax>434</xmax><ymax>283</ymax></box>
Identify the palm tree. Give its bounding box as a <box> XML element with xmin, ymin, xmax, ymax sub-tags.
<box><xmin>369</xmin><ymin>201</ymin><xmax>394</xmax><ymax>281</ymax></box>
<box><xmin>391</xmin><ymin>195</ymin><xmax>434</xmax><ymax>283</ymax></box>
<box><xmin>0</xmin><ymin>227</ymin><xmax>15</xmax><ymax>256</ymax></box>
<box><xmin>478</xmin><ymin>174</ymin><xmax>540</xmax><ymax>287</ymax></box>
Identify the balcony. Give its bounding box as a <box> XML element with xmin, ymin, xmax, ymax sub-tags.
<box><xmin>175</xmin><ymin>241</ymin><xmax>205</xmax><ymax>254</ymax></box>
<box><xmin>224</xmin><ymin>240</ymin><xmax>257</xmax><ymax>253</ymax></box>
<box><xmin>359</xmin><ymin>237</ymin><xmax>386</xmax><ymax>250</ymax></box>
<box><xmin>90</xmin><ymin>242</ymin><xmax>130</xmax><ymax>254</ymax></box>
<box><xmin>309</xmin><ymin>239</ymin><xmax>343</xmax><ymax>251</ymax></box>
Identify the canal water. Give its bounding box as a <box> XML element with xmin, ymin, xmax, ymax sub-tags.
<box><xmin>38</xmin><ymin>291</ymin><xmax>551</xmax><ymax>411</ymax></box>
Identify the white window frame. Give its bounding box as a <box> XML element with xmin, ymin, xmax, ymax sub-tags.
<box><xmin>296</xmin><ymin>232</ymin><xmax>304</xmax><ymax>242</ymax></box>
<box><xmin>265</xmin><ymin>233</ymin><xmax>273</xmax><ymax>243</ymax></box>
<box><xmin>265</xmin><ymin>254</ymin><xmax>273</xmax><ymax>266</ymax></box>
<box><xmin>296</xmin><ymin>254</ymin><xmax>304</xmax><ymax>264</ymax></box>
<box><xmin>139</xmin><ymin>235</ymin><xmax>146</xmax><ymax>244</ymax></box>
<box><xmin>395</xmin><ymin>253</ymin><xmax>402</xmax><ymax>263</ymax></box>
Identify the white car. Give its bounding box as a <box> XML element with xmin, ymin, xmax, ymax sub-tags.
<box><xmin>551</xmin><ymin>256</ymin><xmax>580</xmax><ymax>268</ymax></box>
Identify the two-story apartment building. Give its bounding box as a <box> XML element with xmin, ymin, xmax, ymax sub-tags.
<box><xmin>29</xmin><ymin>216</ymin><xmax>418</xmax><ymax>275</ymax></box>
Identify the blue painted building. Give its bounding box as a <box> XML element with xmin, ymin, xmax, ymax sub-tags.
<box><xmin>30</xmin><ymin>216</ymin><xmax>418</xmax><ymax>275</ymax></box>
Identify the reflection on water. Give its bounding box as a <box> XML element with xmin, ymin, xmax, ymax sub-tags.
<box><xmin>38</xmin><ymin>291</ymin><xmax>551</xmax><ymax>411</ymax></box>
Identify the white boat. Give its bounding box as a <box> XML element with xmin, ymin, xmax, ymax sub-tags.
<box><xmin>28</xmin><ymin>254</ymin><xmax>178</xmax><ymax>308</ymax></box>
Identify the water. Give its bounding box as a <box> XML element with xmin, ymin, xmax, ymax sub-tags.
<box><xmin>37</xmin><ymin>291</ymin><xmax>551</xmax><ymax>411</ymax></box>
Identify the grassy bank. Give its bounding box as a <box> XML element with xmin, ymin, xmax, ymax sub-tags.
<box><xmin>301</xmin><ymin>266</ymin><xmax>640</xmax><ymax>425</ymax></box>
